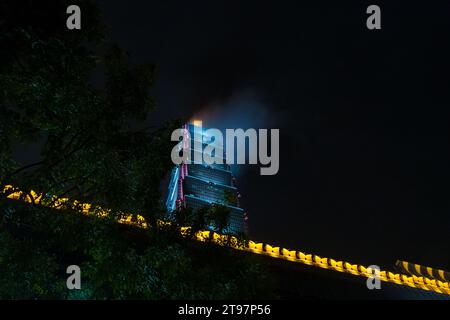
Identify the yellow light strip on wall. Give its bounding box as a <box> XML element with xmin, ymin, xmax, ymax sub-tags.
<box><xmin>2</xmin><ymin>185</ymin><xmax>449</xmax><ymax>296</ymax></box>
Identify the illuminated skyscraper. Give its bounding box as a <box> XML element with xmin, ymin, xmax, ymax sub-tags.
<box><xmin>166</xmin><ymin>122</ymin><xmax>248</xmax><ymax>235</ymax></box>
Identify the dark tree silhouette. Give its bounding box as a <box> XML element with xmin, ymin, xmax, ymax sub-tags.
<box><xmin>0</xmin><ymin>0</ymin><xmax>276</xmax><ymax>299</ymax></box>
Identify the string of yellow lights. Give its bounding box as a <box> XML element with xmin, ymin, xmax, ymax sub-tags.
<box><xmin>2</xmin><ymin>185</ymin><xmax>449</xmax><ymax>296</ymax></box>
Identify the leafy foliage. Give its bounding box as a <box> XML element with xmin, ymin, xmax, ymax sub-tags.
<box><xmin>0</xmin><ymin>0</ymin><xmax>276</xmax><ymax>299</ymax></box>
<box><xmin>175</xmin><ymin>203</ymin><xmax>231</xmax><ymax>234</ymax></box>
<box><xmin>0</xmin><ymin>200</ymin><xmax>276</xmax><ymax>299</ymax></box>
<box><xmin>0</xmin><ymin>0</ymin><xmax>180</xmax><ymax>222</ymax></box>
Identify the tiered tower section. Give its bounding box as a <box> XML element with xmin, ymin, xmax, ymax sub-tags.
<box><xmin>166</xmin><ymin>122</ymin><xmax>248</xmax><ymax>235</ymax></box>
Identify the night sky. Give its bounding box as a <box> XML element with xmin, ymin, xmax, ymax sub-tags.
<box><xmin>94</xmin><ymin>1</ymin><xmax>450</xmax><ymax>269</ymax></box>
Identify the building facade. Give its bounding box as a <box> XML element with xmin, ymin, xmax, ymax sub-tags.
<box><xmin>166</xmin><ymin>122</ymin><xmax>248</xmax><ymax>235</ymax></box>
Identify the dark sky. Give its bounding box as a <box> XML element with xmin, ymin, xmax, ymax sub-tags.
<box><xmin>95</xmin><ymin>1</ymin><xmax>450</xmax><ymax>269</ymax></box>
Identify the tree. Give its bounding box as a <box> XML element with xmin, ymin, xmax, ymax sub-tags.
<box><xmin>0</xmin><ymin>0</ymin><xmax>180</xmax><ymax>223</ymax></box>
<box><xmin>0</xmin><ymin>0</ymin><xmax>276</xmax><ymax>299</ymax></box>
<box><xmin>224</xmin><ymin>189</ymin><xmax>238</xmax><ymax>206</ymax></box>
<box><xmin>208</xmin><ymin>204</ymin><xmax>231</xmax><ymax>234</ymax></box>
<box><xmin>173</xmin><ymin>204</ymin><xmax>231</xmax><ymax>235</ymax></box>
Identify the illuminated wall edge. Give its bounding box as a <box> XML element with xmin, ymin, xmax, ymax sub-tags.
<box><xmin>2</xmin><ymin>185</ymin><xmax>450</xmax><ymax>296</ymax></box>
